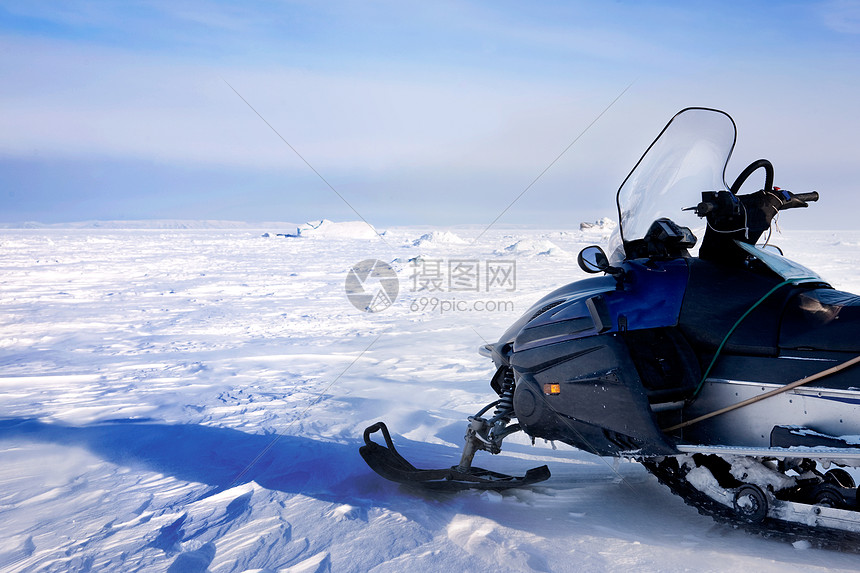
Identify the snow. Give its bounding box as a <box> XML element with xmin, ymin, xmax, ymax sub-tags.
<box><xmin>579</xmin><ymin>217</ymin><xmax>618</xmax><ymax>232</ymax></box>
<box><xmin>411</xmin><ymin>231</ymin><xmax>467</xmax><ymax>247</ymax></box>
<box><xmin>294</xmin><ymin>219</ymin><xmax>381</xmax><ymax>240</ymax></box>
<box><xmin>1</xmin><ymin>224</ymin><xmax>860</xmax><ymax>572</ymax></box>
<box><xmin>497</xmin><ymin>238</ymin><xmax>568</xmax><ymax>257</ymax></box>
<box><xmin>728</xmin><ymin>457</ymin><xmax>797</xmax><ymax>492</ymax></box>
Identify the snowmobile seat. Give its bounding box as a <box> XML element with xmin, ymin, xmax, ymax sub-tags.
<box><xmin>679</xmin><ymin>259</ymin><xmax>793</xmax><ymax>358</ymax></box>
<box><xmin>779</xmin><ymin>288</ymin><xmax>860</xmax><ymax>353</ymax></box>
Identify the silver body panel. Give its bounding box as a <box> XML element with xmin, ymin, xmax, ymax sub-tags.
<box><xmin>682</xmin><ymin>374</ymin><xmax>860</xmax><ymax>448</ymax></box>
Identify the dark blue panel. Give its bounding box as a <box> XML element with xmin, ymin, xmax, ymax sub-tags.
<box><xmin>600</xmin><ymin>259</ymin><xmax>689</xmax><ymax>332</ymax></box>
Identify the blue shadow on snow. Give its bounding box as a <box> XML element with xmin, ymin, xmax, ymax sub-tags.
<box><xmin>0</xmin><ymin>417</ymin><xmax>373</xmax><ymax>498</ymax></box>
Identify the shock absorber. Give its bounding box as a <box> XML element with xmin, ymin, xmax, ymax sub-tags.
<box><xmin>492</xmin><ymin>367</ymin><xmax>516</xmax><ymax>423</ymax></box>
<box><xmin>487</xmin><ymin>368</ymin><xmax>520</xmax><ymax>449</ymax></box>
<box><xmin>457</xmin><ymin>368</ymin><xmax>521</xmax><ymax>472</ymax></box>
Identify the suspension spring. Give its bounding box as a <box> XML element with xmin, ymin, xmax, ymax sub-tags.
<box><xmin>492</xmin><ymin>367</ymin><xmax>516</xmax><ymax>422</ymax></box>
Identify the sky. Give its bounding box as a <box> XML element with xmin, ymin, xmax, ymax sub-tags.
<box><xmin>1</xmin><ymin>0</ymin><xmax>860</xmax><ymax>228</ymax></box>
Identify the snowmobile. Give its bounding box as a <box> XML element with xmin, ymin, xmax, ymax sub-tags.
<box><xmin>361</xmin><ymin>107</ymin><xmax>860</xmax><ymax>541</ymax></box>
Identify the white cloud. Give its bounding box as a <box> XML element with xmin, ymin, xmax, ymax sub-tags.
<box><xmin>0</xmin><ymin>35</ymin><xmax>630</xmax><ymax>177</ymax></box>
<box><xmin>2</xmin><ymin>2</ymin><xmax>860</xmax><ymax>226</ymax></box>
<box><xmin>819</xmin><ymin>0</ymin><xmax>860</xmax><ymax>33</ymax></box>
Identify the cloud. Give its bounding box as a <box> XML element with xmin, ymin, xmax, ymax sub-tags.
<box><xmin>0</xmin><ymin>35</ymin><xmax>631</xmax><ymax>175</ymax></box>
<box><xmin>2</xmin><ymin>2</ymin><xmax>860</xmax><ymax>227</ymax></box>
<box><xmin>819</xmin><ymin>0</ymin><xmax>860</xmax><ymax>33</ymax></box>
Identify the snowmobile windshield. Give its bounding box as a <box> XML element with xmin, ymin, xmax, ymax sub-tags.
<box><xmin>608</xmin><ymin>108</ymin><xmax>737</xmax><ymax>262</ymax></box>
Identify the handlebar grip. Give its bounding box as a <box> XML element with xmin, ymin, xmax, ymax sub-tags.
<box><xmin>794</xmin><ymin>191</ymin><xmax>819</xmax><ymax>203</ymax></box>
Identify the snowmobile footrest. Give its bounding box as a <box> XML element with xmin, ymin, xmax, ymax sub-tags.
<box><xmin>359</xmin><ymin>421</ymin><xmax>550</xmax><ymax>491</ymax></box>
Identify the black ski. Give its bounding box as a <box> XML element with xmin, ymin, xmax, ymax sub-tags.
<box><xmin>360</xmin><ymin>422</ymin><xmax>550</xmax><ymax>491</ymax></box>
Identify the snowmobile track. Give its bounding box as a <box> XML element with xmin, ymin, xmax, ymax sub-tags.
<box><xmin>642</xmin><ymin>457</ymin><xmax>860</xmax><ymax>552</ymax></box>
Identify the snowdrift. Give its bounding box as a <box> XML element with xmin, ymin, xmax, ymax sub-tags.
<box><xmin>294</xmin><ymin>219</ymin><xmax>381</xmax><ymax>240</ymax></box>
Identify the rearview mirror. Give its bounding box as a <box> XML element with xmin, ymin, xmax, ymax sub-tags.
<box><xmin>578</xmin><ymin>245</ymin><xmax>610</xmax><ymax>274</ymax></box>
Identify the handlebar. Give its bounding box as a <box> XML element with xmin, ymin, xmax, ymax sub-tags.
<box><xmin>690</xmin><ymin>189</ymin><xmax>820</xmax><ymax>218</ymax></box>
<box><xmin>695</xmin><ymin>158</ymin><xmax>821</xmax><ymax>262</ymax></box>
<box><xmin>793</xmin><ymin>191</ymin><xmax>819</xmax><ymax>203</ymax></box>
<box><xmin>775</xmin><ymin>189</ymin><xmax>819</xmax><ymax>211</ymax></box>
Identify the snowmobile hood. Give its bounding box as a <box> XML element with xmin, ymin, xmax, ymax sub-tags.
<box><xmin>492</xmin><ymin>258</ymin><xmax>690</xmax><ymax>359</ymax></box>
<box><xmin>489</xmin><ymin>275</ymin><xmax>616</xmax><ymax>362</ymax></box>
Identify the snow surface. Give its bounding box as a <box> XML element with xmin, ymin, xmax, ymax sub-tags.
<box><xmin>295</xmin><ymin>220</ymin><xmax>381</xmax><ymax>240</ymax></box>
<box><xmin>579</xmin><ymin>217</ymin><xmax>618</xmax><ymax>232</ymax></box>
<box><xmin>411</xmin><ymin>231</ymin><xmax>467</xmax><ymax>247</ymax></box>
<box><xmin>1</xmin><ymin>224</ymin><xmax>860</xmax><ymax>572</ymax></box>
<box><xmin>497</xmin><ymin>238</ymin><xmax>568</xmax><ymax>257</ymax></box>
